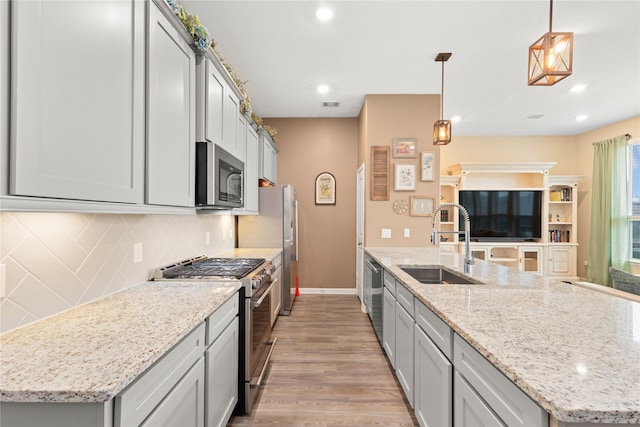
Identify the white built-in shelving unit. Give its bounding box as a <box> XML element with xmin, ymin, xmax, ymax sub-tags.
<box><xmin>439</xmin><ymin>162</ymin><xmax>583</xmax><ymax>280</ymax></box>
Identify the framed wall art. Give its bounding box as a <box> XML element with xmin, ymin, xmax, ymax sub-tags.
<box><xmin>315</xmin><ymin>172</ymin><xmax>336</xmax><ymax>205</ymax></box>
<box><xmin>421</xmin><ymin>151</ymin><xmax>435</xmax><ymax>181</ymax></box>
<box><xmin>394</xmin><ymin>164</ymin><xmax>416</xmax><ymax>191</ymax></box>
<box><xmin>410</xmin><ymin>196</ymin><xmax>435</xmax><ymax>217</ymax></box>
<box><xmin>392</xmin><ymin>138</ymin><xmax>417</xmax><ymax>158</ymax></box>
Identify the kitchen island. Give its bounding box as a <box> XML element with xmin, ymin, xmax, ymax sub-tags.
<box><xmin>366</xmin><ymin>246</ymin><xmax>640</xmax><ymax>426</ymax></box>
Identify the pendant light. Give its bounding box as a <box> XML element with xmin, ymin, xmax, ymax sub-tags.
<box><xmin>434</xmin><ymin>52</ymin><xmax>452</xmax><ymax>145</ymax></box>
<box><xmin>528</xmin><ymin>0</ymin><xmax>573</xmax><ymax>86</ymax></box>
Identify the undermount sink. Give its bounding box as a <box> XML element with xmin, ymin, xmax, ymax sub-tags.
<box><xmin>399</xmin><ymin>266</ymin><xmax>483</xmax><ymax>285</ymax></box>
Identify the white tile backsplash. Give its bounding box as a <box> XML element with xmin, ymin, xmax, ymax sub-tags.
<box><xmin>0</xmin><ymin>212</ymin><xmax>235</xmax><ymax>333</ymax></box>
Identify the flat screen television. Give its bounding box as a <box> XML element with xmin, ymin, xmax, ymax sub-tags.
<box><xmin>458</xmin><ymin>190</ymin><xmax>542</xmax><ymax>241</ymax></box>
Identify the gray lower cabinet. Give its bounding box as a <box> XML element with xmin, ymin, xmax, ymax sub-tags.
<box><xmin>115</xmin><ymin>323</ymin><xmax>207</xmax><ymax>427</ymax></box>
<box><xmin>205</xmin><ymin>318</ymin><xmax>239</xmax><ymax>427</ymax></box>
<box><xmin>270</xmin><ymin>254</ymin><xmax>283</xmax><ymax>326</ymax></box>
<box><xmin>414</xmin><ymin>325</ymin><xmax>452</xmax><ymax>427</ymax></box>
<box><xmin>382</xmin><ymin>286</ymin><xmax>396</xmax><ymax>368</ymax></box>
<box><xmin>146</xmin><ymin>0</ymin><xmax>196</xmax><ymax>207</ymax></box>
<box><xmin>140</xmin><ymin>357</ymin><xmax>205</xmax><ymax>427</ymax></box>
<box><xmin>453</xmin><ymin>334</ymin><xmax>548</xmax><ymax>427</ymax></box>
<box><xmin>395</xmin><ymin>300</ymin><xmax>414</xmax><ymax>408</ymax></box>
<box><xmin>204</xmin><ymin>294</ymin><xmax>239</xmax><ymax>427</ymax></box>
<box><xmin>454</xmin><ymin>371</ymin><xmax>506</xmax><ymax>427</ymax></box>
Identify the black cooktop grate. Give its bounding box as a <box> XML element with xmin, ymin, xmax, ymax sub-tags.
<box><xmin>162</xmin><ymin>257</ymin><xmax>266</xmax><ymax>280</ymax></box>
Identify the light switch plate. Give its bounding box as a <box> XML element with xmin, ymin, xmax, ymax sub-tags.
<box><xmin>381</xmin><ymin>228</ymin><xmax>392</xmax><ymax>239</ymax></box>
<box><xmin>404</xmin><ymin>228</ymin><xmax>410</xmax><ymax>238</ymax></box>
<box><xmin>205</xmin><ymin>232</ymin><xmax>211</xmax><ymax>245</ymax></box>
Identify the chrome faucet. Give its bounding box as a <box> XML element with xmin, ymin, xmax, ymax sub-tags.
<box><xmin>431</xmin><ymin>203</ymin><xmax>475</xmax><ymax>273</ymax></box>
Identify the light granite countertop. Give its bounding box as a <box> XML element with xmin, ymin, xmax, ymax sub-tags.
<box><xmin>366</xmin><ymin>247</ymin><xmax>640</xmax><ymax>425</ymax></box>
<box><xmin>0</xmin><ymin>281</ymin><xmax>241</xmax><ymax>403</ymax></box>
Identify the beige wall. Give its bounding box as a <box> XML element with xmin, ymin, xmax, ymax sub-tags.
<box><xmin>440</xmin><ymin>136</ymin><xmax>578</xmax><ymax>175</ymax></box>
<box><xmin>359</xmin><ymin>95</ymin><xmax>441</xmax><ymax>247</ymax></box>
<box><xmin>263</xmin><ymin>118</ymin><xmax>359</xmax><ymax>289</ymax></box>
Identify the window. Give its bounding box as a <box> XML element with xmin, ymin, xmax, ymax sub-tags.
<box><xmin>629</xmin><ymin>139</ymin><xmax>640</xmax><ymax>260</ymax></box>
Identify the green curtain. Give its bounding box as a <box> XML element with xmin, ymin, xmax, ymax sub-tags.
<box><xmin>587</xmin><ymin>135</ymin><xmax>629</xmax><ymax>286</ymax></box>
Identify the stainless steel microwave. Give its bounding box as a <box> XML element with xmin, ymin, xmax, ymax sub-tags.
<box><xmin>196</xmin><ymin>142</ymin><xmax>244</xmax><ymax>209</ymax></box>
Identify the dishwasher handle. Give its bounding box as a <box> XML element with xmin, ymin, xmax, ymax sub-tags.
<box><xmin>364</xmin><ymin>259</ymin><xmax>381</xmax><ymax>274</ymax></box>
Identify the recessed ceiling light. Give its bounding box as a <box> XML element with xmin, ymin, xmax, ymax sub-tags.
<box><xmin>317</xmin><ymin>84</ymin><xmax>330</xmax><ymax>94</ymax></box>
<box><xmin>576</xmin><ymin>114</ymin><xmax>588</xmax><ymax>122</ymax></box>
<box><xmin>316</xmin><ymin>7</ymin><xmax>333</xmax><ymax>22</ymax></box>
<box><xmin>451</xmin><ymin>116</ymin><xmax>461</xmax><ymax>123</ymax></box>
<box><xmin>570</xmin><ymin>84</ymin><xmax>587</xmax><ymax>93</ymax></box>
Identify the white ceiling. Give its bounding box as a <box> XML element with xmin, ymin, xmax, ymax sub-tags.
<box><xmin>181</xmin><ymin>0</ymin><xmax>640</xmax><ymax>136</ymax></box>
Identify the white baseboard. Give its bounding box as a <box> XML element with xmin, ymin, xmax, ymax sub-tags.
<box><xmin>297</xmin><ymin>288</ymin><xmax>356</xmax><ymax>295</ymax></box>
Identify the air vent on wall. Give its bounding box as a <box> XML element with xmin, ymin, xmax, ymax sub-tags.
<box><xmin>527</xmin><ymin>114</ymin><xmax>545</xmax><ymax>119</ymax></box>
<box><xmin>322</xmin><ymin>101</ymin><xmax>340</xmax><ymax>107</ymax></box>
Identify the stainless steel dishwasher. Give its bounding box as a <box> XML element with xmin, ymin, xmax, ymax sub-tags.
<box><xmin>364</xmin><ymin>254</ymin><xmax>383</xmax><ymax>343</ymax></box>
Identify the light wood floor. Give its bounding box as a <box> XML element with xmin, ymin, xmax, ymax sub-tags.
<box><xmin>228</xmin><ymin>294</ymin><xmax>418</xmax><ymax>426</ymax></box>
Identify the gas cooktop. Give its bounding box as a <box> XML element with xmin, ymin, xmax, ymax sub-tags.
<box><xmin>157</xmin><ymin>257</ymin><xmax>266</xmax><ymax>280</ymax></box>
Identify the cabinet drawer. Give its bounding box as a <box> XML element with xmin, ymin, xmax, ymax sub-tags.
<box><xmin>453</xmin><ymin>334</ymin><xmax>548</xmax><ymax>427</ymax></box>
<box><xmin>383</xmin><ymin>270</ymin><xmax>396</xmax><ymax>297</ymax></box>
<box><xmin>115</xmin><ymin>322</ymin><xmax>206</xmax><ymax>427</ymax></box>
<box><xmin>206</xmin><ymin>293</ymin><xmax>239</xmax><ymax>346</ymax></box>
<box><xmin>415</xmin><ymin>300</ymin><xmax>453</xmax><ymax>360</ymax></box>
<box><xmin>396</xmin><ymin>284</ymin><xmax>414</xmax><ymax>317</ymax></box>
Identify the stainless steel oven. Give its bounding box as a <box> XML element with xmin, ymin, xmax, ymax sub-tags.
<box><xmin>153</xmin><ymin>256</ymin><xmax>276</xmax><ymax>415</ymax></box>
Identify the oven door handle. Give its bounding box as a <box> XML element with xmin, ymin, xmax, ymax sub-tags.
<box><xmin>251</xmin><ymin>278</ymin><xmax>277</xmax><ymax>309</ymax></box>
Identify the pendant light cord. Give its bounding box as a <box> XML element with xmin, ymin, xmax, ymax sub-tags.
<box><xmin>440</xmin><ymin>60</ymin><xmax>445</xmax><ymax>120</ymax></box>
<box><xmin>549</xmin><ymin>0</ymin><xmax>553</xmax><ymax>32</ymax></box>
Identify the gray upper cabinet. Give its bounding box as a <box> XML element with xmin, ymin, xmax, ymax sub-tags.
<box><xmin>258</xmin><ymin>130</ymin><xmax>278</xmax><ymax>185</ymax></box>
<box><xmin>10</xmin><ymin>0</ymin><xmax>145</xmax><ymax>203</ymax></box>
<box><xmin>196</xmin><ymin>55</ymin><xmax>243</xmax><ymax>161</ymax></box>
<box><xmin>146</xmin><ymin>0</ymin><xmax>196</xmax><ymax>207</ymax></box>
<box><xmin>234</xmin><ymin>118</ymin><xmax>259</xmax><ymax>215</ymax></box>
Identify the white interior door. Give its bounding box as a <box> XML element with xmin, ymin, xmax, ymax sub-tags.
<box><xmin>356</xmin><ymin>164</ymin><xmax>365</xmax><ymax>310</ymax></box>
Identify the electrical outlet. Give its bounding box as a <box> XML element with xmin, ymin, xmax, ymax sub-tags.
<box><xmin>381</xmin><ymin>228</ymin><xmax>391</xmax><ymax>239</ymax></box>
<box><xmin>133</xmin><ymin>243</ymin><xmax>143</xmax><ymax>264</ymax></box>
<box><xmin>404</xmin><ymin>228</ymin><xmax>410</xmax><ymax>238</ymax></box>
<box><xmin>584</xmin><ymin>260</ymin><xmax>588</xmax><ymax>266</ymax></box>
<box><xmin>205</xmin><ymin>232</ymin><xmax>211</xmax><ymax>245</ymax></box>
<box><xmin>0</xmin><ymin>264</ymin><xmax>6</xmax><ymax>299</ymax></box>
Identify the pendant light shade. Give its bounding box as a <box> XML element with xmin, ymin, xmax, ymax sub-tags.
<box><xmin>433</xmin><ymin>120</ymin><xmax>451</xmax><ymax>145</ymax></box>
<box><xmin>434</xmin><ymin>52</ymin><xmax>452</xmax><ymax>145</ymax></box>
<box><xmin>528</xmin><ymin>0</ymin><xmax>573</xmax><ymax>86</ymax></box>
